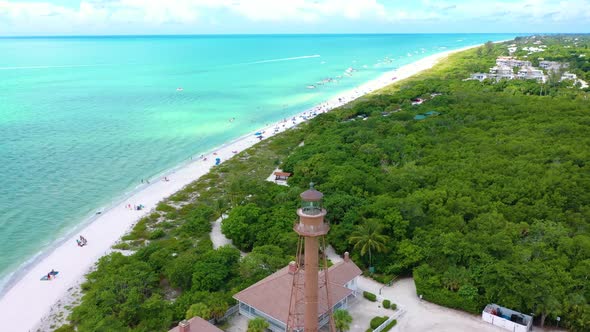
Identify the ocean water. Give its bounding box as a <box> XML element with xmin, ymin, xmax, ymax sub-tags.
<box><xmin>0</xmin><ymin>33</ymin><xmax>517</xmax><ymax>292</ymax></box>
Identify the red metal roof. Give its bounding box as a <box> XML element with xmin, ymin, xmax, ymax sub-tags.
<box><xmin>233</xmin><ymin>259</ymin><xmax>361</xmax><ymax>325</ymax></box>
<box><xmin>168</xmin><ymin>317</ymin><xmax>223</xmax><ymax>332</ymax></box>
<box><xmin>300</xmin><ymin>188</ymin><xmax>323</xmax><ymax>201</ymax></box>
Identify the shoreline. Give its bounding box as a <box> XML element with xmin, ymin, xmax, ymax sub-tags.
<box><xmin>0</xmin><ymin>41</ymin><xmax>502</xmax><ymax>332</ymax></box>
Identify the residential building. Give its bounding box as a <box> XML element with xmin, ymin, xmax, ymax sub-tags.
<box><xmin>234</xmin><ymin>253</ymin><xmax>362</xmax><ymax>332</ymax></box>
<box><xmin>560</xmin><ymin>72</ymin><xmax>577</xmax><ymax>81</ymax></box>
<box><xmin>496</xmin><ymin>56</ymin><xmax>531</xmax><ymax>68</ymax></box>
<box><xmin>168</xmin><ymin>317</ymin><xmax>223</xmax><ymax>332</ymax></box>
<box><xmin>469</xmin><ymin>73</ymin><xmax>489</xmax><ymax>81</ymax></box>
<box><xmin>539</xmin><ymin>60</ymin><xmax>569</xmax><ymax>72</ymax></box>
<box><xmin>517</xmin><ymin>67</ymin><xmax>547</xmax><ymax>83</ymax></box>
<box><xmin>489</xmin><ymin>65</ymin><xmax>515</xmax><ymax>80</ymax></box>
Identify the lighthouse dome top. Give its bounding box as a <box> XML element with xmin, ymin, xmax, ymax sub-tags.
<box><xmin>300</xmin><ymin>182</ymin><xmax>323</xmax><ymax>201</ymax></box>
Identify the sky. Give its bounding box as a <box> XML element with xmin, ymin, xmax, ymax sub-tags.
<box><xmin>0</xmin><ymin>0</ymin><xmax>589</xmax><ymax>36</ymax></box>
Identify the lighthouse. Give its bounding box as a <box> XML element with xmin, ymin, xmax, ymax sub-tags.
<box><xmin>287</xmin><ymin>183</ymin><xmax>334</xmax><ymax>331</ymax></box>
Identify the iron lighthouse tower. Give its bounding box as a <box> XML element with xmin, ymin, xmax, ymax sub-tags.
<box><xmin>287</xmin><ymin>184</ymin><xmax>335</xmax><ymax>332</ymax></box>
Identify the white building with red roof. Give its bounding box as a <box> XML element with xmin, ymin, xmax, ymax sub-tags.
<box><xmin>233</xmin><ymin>252</ymin><xmax>362</xmax><ymax>332</ymax></box>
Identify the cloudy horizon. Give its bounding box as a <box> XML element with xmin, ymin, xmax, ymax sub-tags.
<box><xmin>0</xmin><ymin>0</ymin><xmax>589</xmax><ymax>36</ymax></box>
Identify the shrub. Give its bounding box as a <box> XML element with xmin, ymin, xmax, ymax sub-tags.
<box><xmin>53</xmin><ymin>325</ymin><xmax>75</xmax><ymax>332</ymax></box>
<box><xmin>156</xmin><ymin>202</ymin><xmax>176</xmax><ymax>213</ymax></box>
<box><xmin>247</xmin><ymin>317</ymin><xmax>269</xmax><ymax>332</ymax></box>
<box><xmin>382</xmin><ymin>319</ymin><xmax>397</xmax><ymax>332</ymax></box>
<box><xmin>372</xmin><ymin>274</ymin><xmax>394</xmax><ymax>284</ymax></box>
<box><xmin>363</xmin><ymin>291</ymin><xmax>377</xmax><ymax>302</ymax></box>
<box><xmin>112</xmin><ymin>242</ymin><xmax>131</xmax><ymax>250</ymax></box>
<box><xmin>382</xmin><ymin>299</ymin><xmax>391</xmax><ymax>308</ymax></box>
<box><xmin>370</xmin><ymin>316</ymin><xmax>389</xmax><ymax>329</ymax></box>
<box><xmin>149</xmin><ymin>229</ymin><xmax>165</xmax><ymax>240</ymax></box>
<box><xmin>390</xmin><ymin>303</ymin><xmax>397</xmax><ymax>310</ymax></box>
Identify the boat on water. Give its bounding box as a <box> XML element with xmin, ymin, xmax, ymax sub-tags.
<box><xmin>307</xmin><ymin>85</ymin><xmax>316</xmax><ymax>89</ymax></box>
<box><xmin>176</xmin><ymin>87</ymin><xmax>183</xmax><ymax>91</ymax></box>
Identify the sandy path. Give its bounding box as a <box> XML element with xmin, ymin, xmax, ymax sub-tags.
<box><xmin>0</xmin><ymin>42</ymin><xmax>493</xmax><ymax>332</ymax></box>
<box><xmin>358</xmin><ymin>277</ymin><xmax>505</xmax><ymax>332</ymax></box>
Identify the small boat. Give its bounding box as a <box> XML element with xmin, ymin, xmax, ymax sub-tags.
<box><xmin>176</xmin><ymin>87</ymin><xmax>183</xmax><ymax>92</ymax></box>
<box><xmin>307</xmin><ymin>85</ymin><xmax>316</xmax><ymax>89</ymax></box>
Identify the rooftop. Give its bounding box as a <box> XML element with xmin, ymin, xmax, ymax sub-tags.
<box><xmin>233</xmin><ymin>258</ymin><xmax>361</xmax><ymax>325</ymax></box>
<box><xmin>168</xmin><ymin>317</ymin><xmax>223</xmax><ymax>332</ymax></box>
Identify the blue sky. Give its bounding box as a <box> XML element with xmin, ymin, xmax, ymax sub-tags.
<box><xmin>0</xmin><ymin>0</ymin><xmax>589</xmax><ymax>36</ymax></box>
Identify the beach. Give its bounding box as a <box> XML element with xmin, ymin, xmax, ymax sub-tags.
<box><xmin>0</xmin><ymin>44</ymin><xmax>482</xmax><ymax>332</ymax></box>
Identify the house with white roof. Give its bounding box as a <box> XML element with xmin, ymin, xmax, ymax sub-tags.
<box><xmin>517</xmin><ymin>67</ymin><xmax>547</xmax><ymax>83</ymax></box>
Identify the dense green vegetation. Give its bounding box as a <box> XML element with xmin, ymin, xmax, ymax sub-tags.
<box><xmin>63</xmin><ymin>35</ymin><xmax>589</xmax><ymax>332</ymax></box>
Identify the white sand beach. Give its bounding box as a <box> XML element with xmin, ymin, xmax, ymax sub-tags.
<box><xmin>0</xmin><ymin>44</ymin><xmax>485</xmax><ymax>332</ymax></box>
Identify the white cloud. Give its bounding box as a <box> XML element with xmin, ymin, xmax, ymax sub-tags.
<box><xmin>0</xmin><ymin>0</ymin><xmax>588</xmax><ymax>34</ymax></box>
<box><xmin>418</xmin><ymin>0</ymin><xmax>590</xmax><ymax>23</ymax></box>
<box><xmin>0</xmin><ymin>0</ymin><xmax>387</xmax><ymax>26</ymax></box>
<box><xmin>169</xmin><ymin>0</ymin><xmax>387</xmax><ymax>23</ymax></box>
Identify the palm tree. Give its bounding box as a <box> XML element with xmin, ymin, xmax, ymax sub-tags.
<box><xmin>185</xmin><ymin>302</ymin><xmax>211</xmax><ymax>320</ymax></box>
<box><xmin>349</xmin><ymin>220</ymin><xmax>389</xmax><ymax>268</ymax></box>
<box><xmin>213</xmin><ymin>196</ymin><xmax>228</xmax><ymax>220</ymax></box>
<box><xmin>333</xmin><ymin>309</ymin><xmax>353</xmax><ymax>332</ymax></box>
<box><xmin>247</xmin><ymin>317</ymin><xmax>269</xmax><ymax>332</ymax></box>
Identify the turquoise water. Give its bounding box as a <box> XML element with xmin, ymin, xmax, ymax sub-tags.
<box><xmin>0</xmin><ymin>34</ymin><xmax>517</xmax><ymax>292</ymax></box>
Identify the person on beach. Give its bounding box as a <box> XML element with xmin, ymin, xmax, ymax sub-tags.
<box><xmin>80</xmin><ymin>235</ymin><xmax>87</xmax><ymax>245</ymax></box>
<box><xmin>77</xmin><ymin>239</ymin><xmax>82</xmax><ymax>247</ymax></box>
<box><xmin>47</xmin><ymin>272</ymin><xmax>51</xmax><ymax>280</ymax></box>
